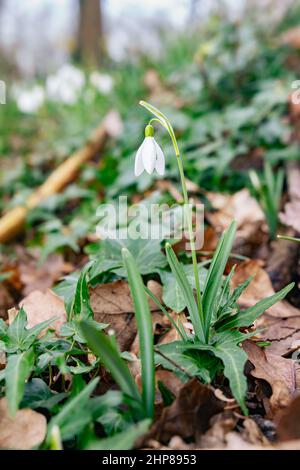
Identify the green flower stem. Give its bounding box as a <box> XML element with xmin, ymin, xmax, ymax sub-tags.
<box><xmin>140</xmin><ymin>101</ymin><xmax>204</xmax><ymax>329</ymax></box>
<box><xmin>278</xmin><ymin>235</ymin><xmax>300</xmax><ymax>243</ymax></box>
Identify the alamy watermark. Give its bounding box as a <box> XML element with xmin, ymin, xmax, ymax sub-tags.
<box><xmin>0</xmin><ymin>80</ymin><xmax>6</xmax><ymax>104</ymax></box>
<box><xmin>95</xmin><ymin>196</ymin><xmax>205</xmax><ymax>250</ymax></box>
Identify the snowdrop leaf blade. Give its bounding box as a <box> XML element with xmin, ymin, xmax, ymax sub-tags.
<box><xmin>122</xmin><ymin>247</ymin><xmax>155</xmax><ymax>419</ymax></box>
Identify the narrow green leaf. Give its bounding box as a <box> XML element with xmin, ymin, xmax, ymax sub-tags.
<box><xmin>72</xmin><ymin>262</ymin><xmax>93</xmax><ymax>320</ymax></box>
<box><xmin>165</xmin><ymin>243</ymin><xmax>205</xmax><ymax>342</ymax></box>
<box><xmin>202</xmin><ymin>220</ymin><xmax>237</xmax><ymax>335</ymax></box>
<box><xmin>218</xmin><ymin>282</ymin><xmax>294</xmax><ymax>331</ymax></box>
<box><xmin>6</xmin><ymin>349</ymin><xmax>35</xmax><ymax>416</ymax></box>
<box><xmin>47</xmin><ymin>377</ymin><xmax>99</xmax><ymax>441</ymax></box>
<box><xmin>81</xmin><ymin>419</ymin><xmax>151</xmax><ymax>450</ymax></box>
<box><xmin>79</xmin><ymin>321</ymin><xmax>141</xmax><ymax>403</ymax></box>
<box><xmin>122</xmin><ymin>247</ymin><xmax>155</xmax><ymax>419</ymax></box>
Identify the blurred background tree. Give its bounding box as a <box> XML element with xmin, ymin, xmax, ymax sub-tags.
<box><xmin>75</xmin><ymin>0</ymin><xmax>105</xmax><ymax>66</ymax></box>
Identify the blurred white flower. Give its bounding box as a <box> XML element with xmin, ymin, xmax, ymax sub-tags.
<box><xmin>14</xmin><ymin>85</ymin><xmax>45</xmax><ymax>114</ymax></box>
<box><xmin>90</xmin><ymin>72</ymin><xmax>114</xmax><ymax>95</ymax></box>
<box><xmin>46</xmin><ymin>64</ymin><xmax>85</xmax><ymax>104</ymax></box>
<box><xmin>135</xmin><ymin>125</ymin><xmax>165</xmax><ymax>176</ymax></box>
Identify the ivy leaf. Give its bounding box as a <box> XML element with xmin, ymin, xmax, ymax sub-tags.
<box><xmin>4</xmin><ymin>309</ymin><xmax>56</xmax><ymax>353</ymax></box>
<box><xmin>89</xmin><ymin>237</ymin><xmax>167</xmax><ymax>279</ymax></box>
<box><xmin>47</xmin><ymin>378</ymin><xmax>99</xmax><ymax>442</ymax></box>
<box><xmin>6</xmin><ymin>349</ymin><xmax>35</xmax><ymax>417</ymax></box>
<box><xmin>81</xmin><ymin>419</ymin><xmax>151</xmax><ymax>450</ymax></box>
<box><xmin>21</xmin><ymin>378</ymin><xmax>67</xmax><ymax>410</ymax></box>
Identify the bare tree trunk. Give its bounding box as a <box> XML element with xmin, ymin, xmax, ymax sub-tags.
<box><xmin>76</xmin><ymin>0</ymin><xmax>105</xmax><ymax>66</ymax></box>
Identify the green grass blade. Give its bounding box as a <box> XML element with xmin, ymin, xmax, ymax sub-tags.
<box><xmin>122</xmin><ymin>247</ymin><xmax>155</xmax><ymax>419</ymax></box>
<box><xmin>202</xmin><ymin>220</ymin><xmax>237</xmax><ymax>337</ymax></box>
<box><xmin>165</xmin><ymin>243</ymin><xmax>205</xmax><ymax>342</ymax></box>
<box><xmin>79</xmin><ymin>321</ymin><xmax>141</xmax><ymax>403</ymax></box>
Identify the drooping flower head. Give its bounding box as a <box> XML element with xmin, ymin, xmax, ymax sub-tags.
<box><xmin>134</xmin><ymin>124</ymin><xmax>165</xmax><ymax>177</ymax></box>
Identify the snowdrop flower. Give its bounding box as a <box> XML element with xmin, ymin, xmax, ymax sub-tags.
<box><xmin>46</xmin><ymin>64</ymin><xmax>85</xmax><ymax>105</ymax></box>
<box><xmin>90</xmin><ymin>72</ymin><xmax>114</xmax><ymax>95</ymax></box>
<box><xmin>135</xmin><ymin>125</ymin><xmax>165</xmax><ymax>176</ymax></box>
<box><xmin>15</xmin><ymin>85</ymin><xmax>45</xmax><ymax>114</ymax></box>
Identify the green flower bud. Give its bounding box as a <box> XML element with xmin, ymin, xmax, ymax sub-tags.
<box><xmin>144</xmin><ymin>124</ymin><xmax>154</xmax><ymax>138</ymax></box>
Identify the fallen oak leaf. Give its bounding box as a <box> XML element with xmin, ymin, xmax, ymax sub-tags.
<box><xmin>276</xmin><ymin>395</ymin><xmax>300</xmax><ymax>442</ymax></box>
<box><xmin>257</xmin><ymin>314</ymin><xmax>300</xmax><ymax>356</ymax></box>
<box><xmin>0</xmin><ymin>398</ymin><xmax>46</xmax><ymax>450</ymax></box>
<box><xmin>90</xmin><ymin>280</ymin><xmax>163</xmax><ymax>351</ymax></box>
<box><xmin>231</xmin><ymin>260</ymin><xmax>299</xmax><ymax>318</ymax></box>
<box><xmin>243</xmin><ymin>340</ymin><xmax>296</xmax><ymax>414</ymax></box>
<box><xmin>147</xmin><ymin>378</ymin><xmax>224</xmax><ymax>444</ymax></box>
<box><xmin>206</xmin><ymin>189</ymin><xmax>265</xmax><ymax>234</ymax></box>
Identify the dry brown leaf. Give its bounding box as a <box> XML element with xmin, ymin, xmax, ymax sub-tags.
<box><xmin>242</xmin><ymin>418</ymin><xmax>270</xmax><ymax>446</ymax></box>
<box><xmin>280</xmin><ymin>200</ymin><xmax>300</xmax><ymax>233</ymax></box>
<box><xmin>155</xmin><ymin>370</ymin><xmax>184</xmax><ymax>398</ymax></box>
<box><xmin>206</xmin><ymin>189</ymin><xmax>265</xmax><ymax>233</ymax></box>
<box><xmin>0</xmin><ymin>283</ymin><xmax>14</xmax><ymax>319</ymax></box>
<box><xmin>19</xmin><ymin>253</ymin><xmax>73</xmax><ymax>296</ymax></box>
<box><xmin>231</xmin><ymin>260</ymin><xmax>300</xmax><ymax>318</ymax></box>
<box><xmin>148</xmin><ymin>378</ymin><xmax>224</xmax><ymax>444</ymax></box>
<box><xmin>90</xmin><ymin>280</ymin><xmax>162</xmax><ymax>351</ymax></box>
<box><xmin>131</xmin><ymin>311</ymin><xmax>170</xmax><ymax>356</ymax></box>
<box><xmin>280</xmin><ymin>162</ymin><xmax>300</xmax><ymax>233</ymax></box>
<box><xmin>0</xmin><ymin>398</ymin><xmax>46</xmax><ymax>450</ymax></box>
<box><xmin>258</xmin><ymin>315</ymin><xmax>300</xmax><ymax>356</ymax></box>
<box><xmin>277</xmin><ymin>395</ymin><xmax>300</xmax><ymax>442</ymax></box>
<box><xmin>243</xmin><ymin>341</ymin><xmax>296</xmax><ymax>413</ymax></box>
<box><xmin>221</xmin><ymin>432</ymin><xmax>264</xmax><ymax>450</ymax></box>
<box><xmin>158</xmin><ymin>311</ymin><xmax>189</xmax><ymax>345</ymax></box>
<box><xmin>19</xmin><ymin>289</ymin><xmax>67</xmax><ymax>333</ymax></box>
<box><xmin>266</xmin><ymin>236</ymin><xmax>299</xmax><ymax>292</ymax></box>
<box><xmin>197</xmin><ymin>412</ymin><xmax>237</xmax><ymax>449</ymax></box>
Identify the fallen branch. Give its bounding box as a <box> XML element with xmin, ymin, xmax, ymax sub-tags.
<box><xmin>0</xmin><ymin>111</ymin><xmax>122</xmax><ymax>244</ymax></box>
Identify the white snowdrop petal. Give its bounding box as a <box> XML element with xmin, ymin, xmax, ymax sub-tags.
<box><xmin>142</xmin><ymin>137</ymin><xmax>156</xmax><ymax>174</ymax></box>
<box><xmin>134</xmin><ymin>144</ymin><xmax>144</xmax><ymax>176</ymax></box>
<box><xmin>154</xmin><ymin>141</ymin><xmax>165</xmax><ymax>176</ymax></box>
